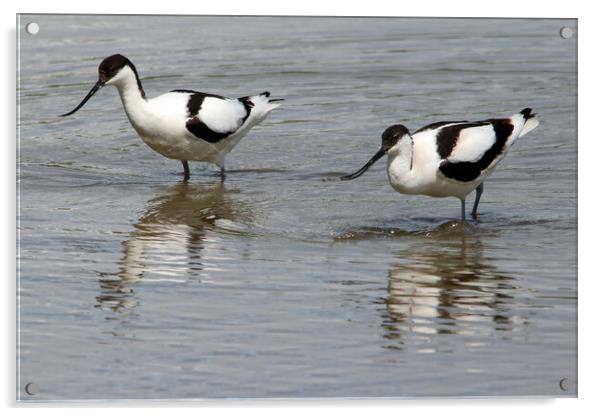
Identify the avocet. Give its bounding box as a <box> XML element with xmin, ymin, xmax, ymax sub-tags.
<box><xmin>61</xmin><ymin>54</ymin><xmax>283</xmax><ymax>180</ymax></box>
<box><xmin>341</xmin><ymin>109</ymin><xmax>539</xmax><ymax>220</ymax></box>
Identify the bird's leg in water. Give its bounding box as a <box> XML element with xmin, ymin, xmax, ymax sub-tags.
<box><xmin>471</xmin><ymin>182</ymin><xmax>484</xmax><ymax>220</ymax></box>
<box><xmin>181</xmin><ymin>160</ymin><xmax>190</xmax><ymax>181</ymax></box>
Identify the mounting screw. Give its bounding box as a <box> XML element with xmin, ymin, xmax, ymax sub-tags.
<box><xmin>559</xmin><ymin>377</ymin><xmax>573</xmax><ymax>392</ymax></box>
<box><xmin>559</xmin><ymin>27</ymin><xmax>573</xmax><ymax>39</ymax></box>
<box><xmin>25</xmin><ymin>22</ymin><xmax>40</xmax><ymax>35</ymax></box>
<box><xmin>24</xmin><ymin>382</ymin><xmax>38</xmax><ymax>396</ymax></box>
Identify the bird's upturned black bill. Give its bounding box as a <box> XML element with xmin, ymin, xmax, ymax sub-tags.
<box><xmin>340</xmin><ymin>148</ymin><xmax>386</xmax><ymax>181</ymax></box>
<box><xmin>59</xmin><ymin>80</ymin><xmax>104</xmax><ymax>117</ymax></box>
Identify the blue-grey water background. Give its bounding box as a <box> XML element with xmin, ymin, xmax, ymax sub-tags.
<box><xmin>17</xmin><ymin>15</ymin><xmax>577</xmax><ymax>400</ymax></box>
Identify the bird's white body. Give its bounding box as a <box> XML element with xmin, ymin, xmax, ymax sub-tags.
<box><xmin>108</xmin><ymin>66</ymin><xmax>280</xmax><ymax>168</ymax></box>
<box><xmin>385</xmin><ymin>112</ymin><xmax>538</xmax><ymax>200</ymax></box>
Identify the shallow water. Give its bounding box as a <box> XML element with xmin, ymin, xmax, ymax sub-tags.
<box><xmin>17</xmin><ymin>15</ymin><xmax>577</xmax><ymax>400</ymax></box>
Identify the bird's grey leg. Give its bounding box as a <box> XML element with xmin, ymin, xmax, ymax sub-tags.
<box><xmin>460</xmin><ymin>198</ymin><xmax>466</xmax><ymax>221</ymax></box>
<box><xmin>181</xmin><ymin>160</ymin><xmax>190</xmax><ymax>181</ymax></box>
<box><xmin>219</xmin><ymin>166</ymin><xmax>225</xmax><ymax>182</ymax></box>
<box><xmin>471</xmin><ymin>182</ymin><xmax>484</xmax><ymax>220</ymax></box>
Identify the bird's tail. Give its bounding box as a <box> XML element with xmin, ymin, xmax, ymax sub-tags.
<box><xmin>241</xmin><ymin>91</ymin><xmax>283</xmax><ymax>125</ymax></box>
<box><xmin>518</xmin><ymin>108</ymin><xmax>540</xmax><ymax>138</ymax></box>
<box><xmin>258</xmin><ymin>91</ymin><xmax>284</xmax><ymax>112</ymax></box>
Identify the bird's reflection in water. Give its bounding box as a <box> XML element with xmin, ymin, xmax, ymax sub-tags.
<box><xmin>380</xmin><ymin>221</ymin><xmax>525</xmax><ymax>348</ymax></box>
<box><xmin>96</xmin><ymin>181</ymin><xmax>252</xmax><ymax>314</ymax></box>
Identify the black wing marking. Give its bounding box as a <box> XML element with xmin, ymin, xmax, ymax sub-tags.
<box><xmin>173</xmin><ymin>90</ymin><xmax>252</xmax><ymax>143</ymax></box>
<box><xmin>171</xmin><ymin>89</ymin><xmax>225</xmax><ymax>100</ymax></box>
<box><xmin>170</xmin><ymin>90</ymin><xmax>226</xmax><ymax>116</ymax></box>
<box><xmin>185</xmin><ymin>118</ymin><xmax>232</xmax><ymax>143</ymax></box>
<box><xmin>412</xmin><ymin>120</ymin><xmax>467</xmax><ymax>135</ymax></box>
<box><xmin>438</xmin><ymin>119</ymin><xmax>514</xmax><ymax>182</ymax></box>
<box><xmin>236</xmin><ymin>96</ymin><xmax>254</xmax><ymax>126</ymax></box>
<box><xmin>435</xmin><ymin>122</ymin><xmax>489</xmax><ymax>159</ymax></box>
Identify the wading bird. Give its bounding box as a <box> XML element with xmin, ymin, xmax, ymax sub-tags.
<box><xmin>341</xmin><ymin>109</ymin><xmax>539</xmax><ymax>220</ymax></box>
<box><xmin>60</xmin><ymin>54</ymin><xmax>283</xmax><ymax>180</ymax></box>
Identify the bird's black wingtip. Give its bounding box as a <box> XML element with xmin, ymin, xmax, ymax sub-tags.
<box><xmin>261</xmin><ymin>91</ymin><xmax>285</xmax><ymax>103</ymax></box>
<box><xmin>520</xmin><ymin>108</ymin><xmax>536</xmax><ymax>119</ymax></box>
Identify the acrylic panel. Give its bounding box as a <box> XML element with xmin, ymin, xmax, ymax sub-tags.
<box><xmin>17</xmin><ymin>15</ymin><xmax>577</xmax><ymax>401</ymax></box>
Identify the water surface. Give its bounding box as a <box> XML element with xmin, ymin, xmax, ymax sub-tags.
<box><xmin>17</xmin><ymin>15</ymin><xmax>577</xmax><ymax>400</ymax></box>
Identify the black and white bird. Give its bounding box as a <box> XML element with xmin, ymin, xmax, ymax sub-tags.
<box><xmin>60</xmin><ymin>54</ymin><xmax>283</xmax><ymax>180</ymax></box>
<box><xmin>341</xmin><ymin>109</ymin><xmax>540</xmax><ymax>220</ymax></box>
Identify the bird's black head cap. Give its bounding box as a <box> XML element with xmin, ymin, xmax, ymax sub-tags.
<box><xmin>381</xmin><ymin>124</ymin><xmax>410</xmax><ymax>151</ymax></box>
